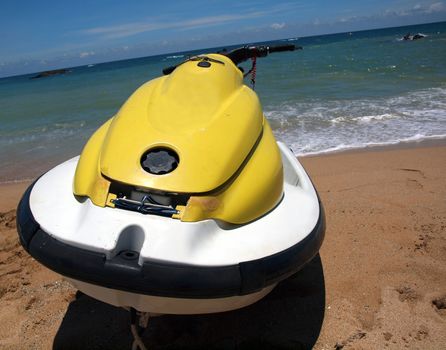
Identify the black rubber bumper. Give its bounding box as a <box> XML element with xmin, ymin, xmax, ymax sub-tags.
<box><xmin>17</xmin><ymin>182</ymin><xmax>325</xmax><ymax>299</ymax></box>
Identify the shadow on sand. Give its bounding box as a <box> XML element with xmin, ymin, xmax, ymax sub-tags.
<box><xmin>53</xmin><ymin>254</ymin><xmax>325</xmax><ymax>350</ymax></box>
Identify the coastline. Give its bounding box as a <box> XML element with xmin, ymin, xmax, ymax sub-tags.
<box><xmin>296</xmin><ymin>135</ymin><xmax>446</xmax><ymax>158</ymax></box>
<box><xmin>1</xmin><ymin>143</ymin><xmax>445</xmax><ymax>348</ymax></box>
<box><xmin>2</xmin><ymin>136</ymin><xmax>446</xmax><ymax>185</ymax></box>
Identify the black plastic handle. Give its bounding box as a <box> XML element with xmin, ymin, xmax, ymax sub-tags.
<box><xmin>162</xmin><ymin>65</ymin><xmax>177</xmax><ymax>75</ymax></box>
<box><xmin>268</xmin><ymin>44</ymin><xmax>301</xmax><ymax>53</ymax></box>
<box><xmin>162</xmin><ymin>44</ymin><xmax>301</xmax><ymax>75</ymax></box>
<box><xmin>224</xmin><ymin>46</ymin><xmax>266</xmax><ymax>66</ymax></box>
<box><xmin>225</xmin><ymin>44</ymin><xmax>300</xmax><ymax>65</ymax></box>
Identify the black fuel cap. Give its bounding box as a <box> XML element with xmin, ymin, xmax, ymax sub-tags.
<box><xmin>141</xmin><ymin>148</ymin><xmax>179</xmax><ymax>175</ymax></box>
<box><xmin>197</xmin><ymin>61</ymin><xmax>211</xmax><ymax>68</ymax></box>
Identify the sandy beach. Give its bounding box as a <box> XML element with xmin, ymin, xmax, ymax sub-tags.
<box><xmin>1</xmin><ymin>144</ymin><xmax>445</xmax><ymax>349</ymax></box>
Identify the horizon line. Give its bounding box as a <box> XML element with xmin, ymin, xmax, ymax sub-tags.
<box><xmin>1</xmin><ymin>20</ymin><xmax>444</xmax><ymax>80</ymax></box>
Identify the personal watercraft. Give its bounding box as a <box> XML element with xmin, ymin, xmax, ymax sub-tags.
<box><xmin>402</xmin><ymin>32</ymin><xmax>427</xmax><ymax>41</ymax></box>
<box><xmin>17</xmin><ymin>45</ymin><xmax>325</xmax><ymax>318</ymax></box>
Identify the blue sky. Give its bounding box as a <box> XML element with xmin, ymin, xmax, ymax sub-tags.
<box><xmin>1</xmin><ymin>0</ymin><xmax>445</xmax><ymax>77</ymax></box>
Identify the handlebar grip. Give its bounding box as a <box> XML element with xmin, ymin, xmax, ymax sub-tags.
<box><xmin>163</xmin><ymin>65</ymin><xmax>177</xmax><ymax>75</ymax></box>
<box><xmin>268</xmin><ymin>44</ymin><xmax>301</xmax><ymax>53</ymax></box>
<box><xmin>163</xmin><ymin>44</ymin><xmax>303</xmax><ymax>73</ymax></box>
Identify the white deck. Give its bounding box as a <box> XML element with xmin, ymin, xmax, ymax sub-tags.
<box><xmin>30</xmin><ymin>142</ymin><xmax>320</xmax><ymax>267</ymax></box>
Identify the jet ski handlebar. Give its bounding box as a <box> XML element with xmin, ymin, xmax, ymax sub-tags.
<box><xmin>162</xmin><ymin>44</ymin><xmax>300</xmax><ymax>75</ymax></box>
<box><xmin>225</xmin><ymin>44</ymin><xmax>300</xmax><ymax>65</ymax></box>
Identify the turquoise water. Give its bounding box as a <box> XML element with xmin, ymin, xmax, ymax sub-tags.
<box><xmin>1</xmin><ymin>22</ymin><xmax>445</xmax><ymax>182</ymax></box>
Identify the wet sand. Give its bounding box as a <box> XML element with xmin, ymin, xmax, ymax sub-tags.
<box><xmin>1</xmin><ymin>145</ymin><xmax>445</xmax><ymax>349</ymax></box>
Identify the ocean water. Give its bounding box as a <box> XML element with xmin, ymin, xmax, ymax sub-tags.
<box><xmin>1</xmin><ymin>22</ymin><xmax>445</xmax><ymax>182</ymax></box>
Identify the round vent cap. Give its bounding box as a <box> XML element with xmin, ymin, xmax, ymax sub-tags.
<box><xmin>141</xmin><ymin>148</ymin><xmax>179</xmax><ymax>175</ymax></box>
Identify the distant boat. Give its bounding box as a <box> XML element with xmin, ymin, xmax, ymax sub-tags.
<box><xmin>30</xmin><ymin>69</ymin><xmax>70</xmax><ymax>79</ymax></box>
<box><xmin>87</xmin><ymin>64</ymin><xmax>95</xmax><ymax>68</ymax></box>
<box><xmin>401</xmin><ymin>32</ymin><xmax>427</xmax><ymax>41</ymax></box>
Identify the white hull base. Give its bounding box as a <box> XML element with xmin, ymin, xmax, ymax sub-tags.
<box><xmin>67</xmin><ymin>278</ymin><xmax>276</xmax><ymax>314</ymax></box>
<box><xmin>17</xmin><ymin>142</ymin><xmax>324</xmax><ymax>316</ymax></box>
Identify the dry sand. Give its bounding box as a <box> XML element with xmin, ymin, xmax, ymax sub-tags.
<box><xmin>0</xmin><ymin>145</ymin><xmax>445</xmax><ymax>349</ymax></box>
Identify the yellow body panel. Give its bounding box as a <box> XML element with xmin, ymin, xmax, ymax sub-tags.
<box><xmin>177</xmin><ymin>120</ymin><xmax>283</xmax><ymax>224</ymax></box>
<box><xmin>73</xmin><ymin>53</ymin><xmax>284</xmax><ymax>223</ymax></box>
<box><xmin>100</xmin><ymin>54</ymin><xmax>263</xmax><ymax>193</ymax></box>
<box><xmin>73</xmin><ymin>118</ymin><xmax>113</xmax><ymax>206</ymax></box>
